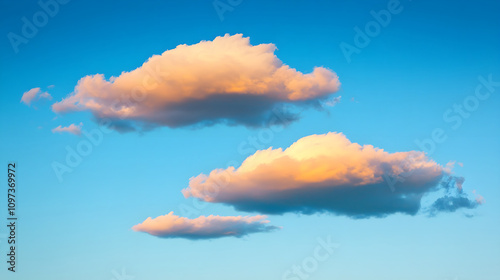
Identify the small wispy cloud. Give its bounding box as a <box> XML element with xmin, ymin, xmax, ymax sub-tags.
<box><xmin>322</xmin><ymin>96</ymin><xmax>342</xmax><ymax>107</ymax></box>
<box><xmin>51</xmin><ymin>122</ymin><xmax>83</xmax><ymax>136</ymax></box>
<box><xmin>132</xmin><ymin>212</ymin><xmax>280</xmax><ymax>240</ymax></box>
<box><xmin>427</xmin><ymin>192</ymin><xmax>484</xmax><ymax>217</ymax></box>
<box><xmin>21</xmin><ymin>87</ymin><xmax>52</xmax><ymax>106</ymax></box>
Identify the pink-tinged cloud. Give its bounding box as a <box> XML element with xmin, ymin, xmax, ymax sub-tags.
<box><xmin>182</xmin><ymin>132</ymin><xmax>480</xmax><ymax>218</ymax></box>
<box><xmin>52</xmin><ymin>34</ymin><xmax>340</xmax><ymax>132</ymax></box>
<box><xmin>21</xmin><ymin>87</ymin><xmax>52</xmax><ymax>106</ymax></box>
<box><xmin>132</xmin><ymin>212</ymin><xmax>280</xmax><ymax>240</ymax></box>
<box><xmin>51</xmin><ymin>123</ymin><xmax>83</xmax><ymax>136</ymax></box>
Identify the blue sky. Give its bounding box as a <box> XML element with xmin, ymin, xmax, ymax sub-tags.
<box><xmin>1</xmin><ymin>0</ymin><xmax>499</xmax><ymax>279</ymax></box>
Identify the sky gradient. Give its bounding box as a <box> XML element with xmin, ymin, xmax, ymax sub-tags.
<box><xmin>1</xmin><ymin>0</ymin><xmax>499</xmax><ymax>279</ymax></box>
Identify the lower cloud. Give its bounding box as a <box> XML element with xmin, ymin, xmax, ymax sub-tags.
<box><xmin>132</xmin><ymin>212</ymin><xmax>280</xmax><ymax>240</ymax></box>
<box><xmin>182</xmin><ymin>132</ymin><xmax>482</xmax><ymax>218</ymax></box>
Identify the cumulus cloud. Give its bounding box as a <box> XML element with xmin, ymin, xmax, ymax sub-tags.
<box><xmin>132</xmin><ymin>212</ymin><xmax>279</xmax><ymax>240</ymax></box>
<box><xmin>52</xmin><ymin>34</ymin><xmax>340</xmax><ymax>131</ymax></box>
<box><xmin>21</xmin><ymin>87</ymin><xmax>52</xmax><ymax>106</ymax></box>
<box><xmin>182</xmin><ymin>132</ymin><xmax>481</xmax><ymax>218</ymax></box>
<box><xmin>51</xmin><ymin>123</ymin><xmax>83</xmax><ymax>135</ymax></box>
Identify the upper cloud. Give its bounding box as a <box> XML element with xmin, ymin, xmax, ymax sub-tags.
<box><xmin>52</xmin><ymin>34</ymin><xmax>340</xmax><ymax>131</ymax></box>
<box><xmin>182</xmin><ymin>132</ymin><xmax>481</xmax><ymax>218</ymax></box>
<box><xmin>21</xmin><ymin>87</ymin><xmax>52</xmax><ymax>106</ymax></box>
<box><xmin>51</xmin><ymin>123</ymin><xmax>83</xmax><ymax>135</ymax></box>
<box><xmin>132</xmin><ymin>212</ymin><xmax>280</xmax><ymax>240</ymax></box>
